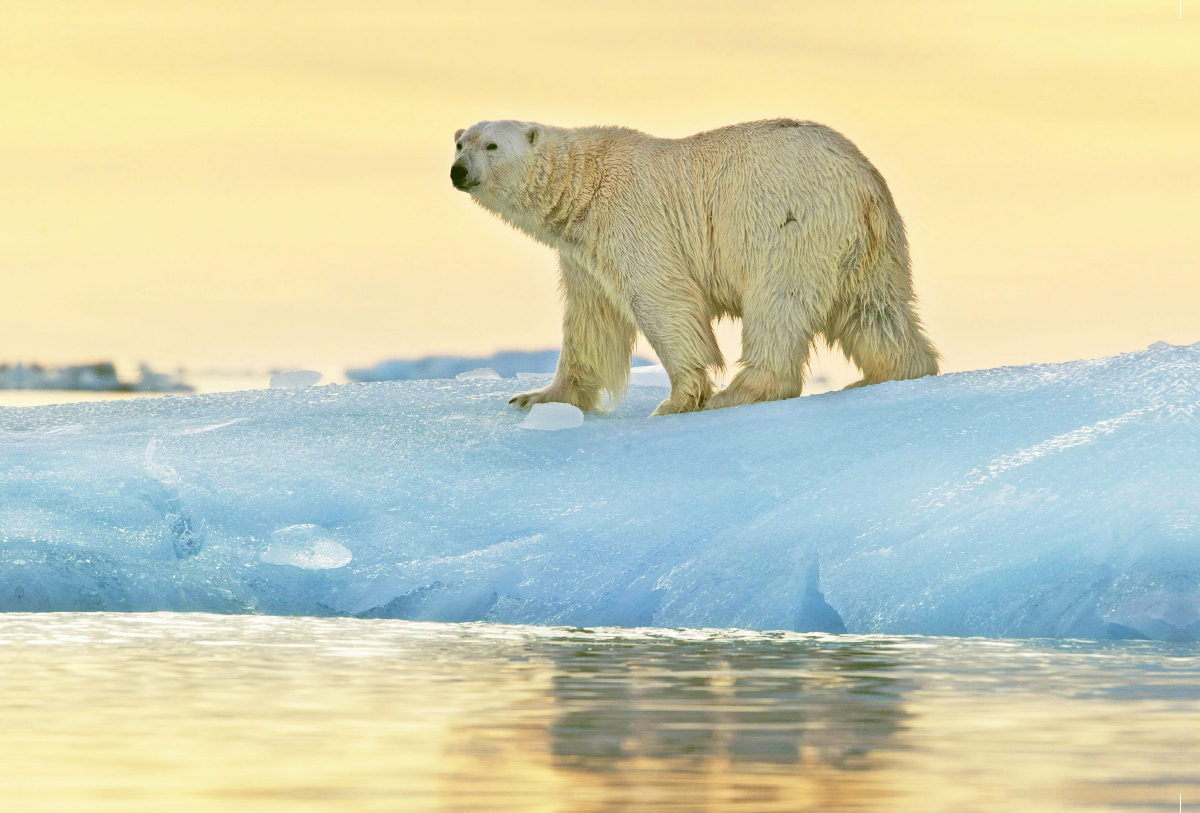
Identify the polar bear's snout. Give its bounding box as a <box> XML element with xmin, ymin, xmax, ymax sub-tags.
<box><xmin>450</xmin><ymin>163</ymin><xmax>474</xmax><ymax>191</ymax></box>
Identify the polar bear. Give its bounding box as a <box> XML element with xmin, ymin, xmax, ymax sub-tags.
<box><xmin>450</xmin><ymin>119</ymin><xmax>939</xmax><ymax>415</ymax></box>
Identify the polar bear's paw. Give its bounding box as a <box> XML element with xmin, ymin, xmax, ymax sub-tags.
<box><xmin>509</xmin><ymin>386</ymin><xmax>559</xmax><ymax>410</ymax></box>
<box><xmin>706</xmin><ymin>366</ymin><xmax>806</xmax><ymax>411</ymax></box>
<box><xmin>649</xmin><ymin>372</ymin><xmax>713</xmax><ymax>416</ymax></box>
<box><xmin>649</xmin><ymin>391</ymin><xmax>709</xmax><ymax>416</ymax></box>
<box><xmin>510</xmin><ymin>384</ymin><xmax>592</xmax><ymax>411</ymax></box>
<box><xmin>704</xmin><ymin>388</ymin><xmax>753</xmax><ymax>411</ymax></box>
<box><xmin>650</xmin><ymin>399</ymin><xmax>682</xmax><ymax>416</ymax></box>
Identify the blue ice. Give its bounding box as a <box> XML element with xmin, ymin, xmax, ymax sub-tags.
<box><xmin>2</xmin><ymin>342</ymin><xmax>1197</xmax><ymax>640</ymax></box>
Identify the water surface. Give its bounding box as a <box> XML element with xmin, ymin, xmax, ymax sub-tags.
<box><xmin>2</xmin><ymin>613</ymin><xmax>1197</xmax><ymax>812</ymax></box>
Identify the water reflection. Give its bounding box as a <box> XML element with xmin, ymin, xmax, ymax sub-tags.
<box><xmin>546</xmin><ymin>636</ymin><xmax>908</xmax><ymax>772</ymax></box>
<box><xmin>0</xmin><ymin>615</ymin><xmax>1198</xmax><ymax>813</ymax></box>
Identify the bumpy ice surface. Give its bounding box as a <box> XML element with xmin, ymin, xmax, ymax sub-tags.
<box><xmin>2</xmin><ymin>342</ymin><xmax>1198</xmax><ymax>640</ymax></box>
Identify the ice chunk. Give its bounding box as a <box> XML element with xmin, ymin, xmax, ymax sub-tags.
<box><xmin>259</xmin><ymin>525</ymin><xmax>352</xmax><ymax>570</ymax></box>
<box><xmin>520</xmin><ymin>402</ymin><xmax>585</xmax><ymax>431</ymax></box>
<box><xmin>629</xmin><ymin>364</ymin><xmax>671</xmax><ymax>387</ymax></box>
<box><xmin>456</xmin><ymin>367</ymin><xmax>501</xmax><ymax>380</ymax></box>
<box><xmin>270</xmin><ymin>370</ymin><xmax>322</xmax><ymax>389</ymax></box>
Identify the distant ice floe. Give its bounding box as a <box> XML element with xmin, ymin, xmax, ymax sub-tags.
<box><xmin>346</xmin><ymin>349</ymin><xmax>653</xmax><ymax>382</ymax></box>
<box><xmin>3</xmin><ymin>341</ymin><xmax>1200</xmax><ymax>640</ymax></box>
<box><xmin>0</xmin><ymin>361</ymin><xmax>192</xmax><ymax>393</ymax></box>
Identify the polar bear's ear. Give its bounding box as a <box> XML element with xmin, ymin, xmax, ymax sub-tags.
<box><xmin>525</xmin><ymin>125</ymin><xmax>543</xmax><ymax>146</ymax></box>
<box><xmin>454</xmin><ymin>128</ymin><xmax>465</xmax><ymax>141</ymax></box>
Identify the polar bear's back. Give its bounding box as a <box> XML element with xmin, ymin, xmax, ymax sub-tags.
<box><xmin>617</xmin><ymin>120</ymin><xmax>902</xmax><ymax>281</ymax></box>
<box><xmin>682</xmin><ymin>119</ymin><xmax>894</xmax><ymax>216</ymax></box>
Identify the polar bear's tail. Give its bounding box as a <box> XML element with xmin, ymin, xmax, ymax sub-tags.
<box><xmin>830</xmin><ymin>180</ymin><xmax>941</xmax><ymax>389</ymax></box>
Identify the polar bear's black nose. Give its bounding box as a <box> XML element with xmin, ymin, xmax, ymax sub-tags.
<box><xmin>450</xmin><ymin>164</ymin><xmax>469</xmax><ymax>189</ymax></box>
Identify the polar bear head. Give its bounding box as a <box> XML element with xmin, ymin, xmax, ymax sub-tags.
<box><xmin>450</xmin><ymin>120</ymin><xmax>545</xmax><ymax>207</ymax></box>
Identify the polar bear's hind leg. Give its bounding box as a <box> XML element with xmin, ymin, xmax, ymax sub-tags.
<box><xmin>834</xmin><ymin>190</ymin><xmax>941</xmax><ymax>389</ymax></box>
<box><xmin>706</xmin><ymin>283</ymin><xmax>817</xmax><ymax>411</ymax></box>
<box><xmin>836</xmin><ymin>299</ymin><xmax>940</xmax><ymax>389</ymax></box>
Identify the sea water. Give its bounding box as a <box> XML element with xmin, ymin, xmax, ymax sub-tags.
<box><xmin>1</xmin><ymin>613</ymin><xmax>1197</xmax><ymax>812</ymax></box>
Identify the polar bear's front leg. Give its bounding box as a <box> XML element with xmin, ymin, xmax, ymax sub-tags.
<box><xmin>509</xmin><ymin>256</ymin><xmax>636</xmax><ymax>412</ymax></box>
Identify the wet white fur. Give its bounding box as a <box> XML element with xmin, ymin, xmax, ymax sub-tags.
<box><xmin>452</xmin><ymin>119</ymin><xmax>940</xmax><ymax>415</ymax></box>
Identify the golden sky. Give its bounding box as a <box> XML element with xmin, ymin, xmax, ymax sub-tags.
<box><xmin>2</xmin><ymin>1</ymin><xmax>1197</xmax><ymax>374</ymax></box>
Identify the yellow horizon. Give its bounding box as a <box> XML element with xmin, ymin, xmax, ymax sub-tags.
<box><xmin>2</xmin><ymin>1</ymin><xmax>1197</xmax><ymax>377</ymax></box>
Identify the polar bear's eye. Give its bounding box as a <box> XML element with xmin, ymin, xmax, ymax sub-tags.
<box><xmin>486</xmin><ymin>143</ymin><xmax>498</xmax><ymax>151</ymax></box>
<box><xmin>456</xmin><ymin>143</ymin><xmax>462</xmax><ymax>150</ymax></box>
